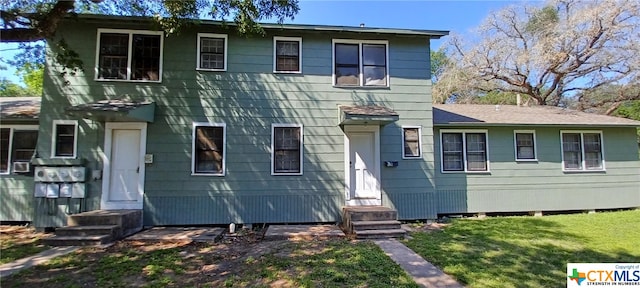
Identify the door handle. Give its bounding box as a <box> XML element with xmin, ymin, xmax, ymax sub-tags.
<box><xmin>136</xmin><ymin>167</ymin><xmax>139</xmax><ymax>173</ymax></box>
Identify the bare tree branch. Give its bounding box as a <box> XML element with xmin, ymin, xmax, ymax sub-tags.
<box><xmin>434</xmin><ymin>0</ymin><xmax>640</xmax><ymax>109</ymax></box>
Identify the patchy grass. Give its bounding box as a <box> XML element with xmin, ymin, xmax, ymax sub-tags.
<box><xmin>2</xmin><ymin>238</ymin><xmax>418</xmax><ymax>287</ymax></box>
<box><xmin>0</xmin><ymin>225</ymin><xmax>50</xmax><ymax>265</ymax></box>
<box><xmin>405</xmin><ymin>210</ymin><xmax>640</xmax><ymax>288</ymax></box>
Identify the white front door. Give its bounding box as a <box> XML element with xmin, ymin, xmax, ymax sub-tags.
<box><xmin>345</xmin><ymin>126</ymin><xmax>381</xmax><ymax>206</ymax></box>
<box><xmin>101</xmin><ymin>122</ymin><xmax>147</xmax><ymax>210</ymax></box>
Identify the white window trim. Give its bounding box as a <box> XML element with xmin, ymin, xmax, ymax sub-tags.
<box><xmin>196</xmin><ymin>33</ymin><xmax>228</xmax><ymax>72</ymax></box>
<box><xmin>51</xmin><ymin>120</ymin><xmax>78</xmax><ymax>159</ymax></box>
<box><xmin>191</xmin><ymin>122</ymin><xmax>226</xmax><ymax>176</ymax></box>
<box><xmin>0</xmin><ymin>125</ymin><xmax>38</xmax><ymax>175</ymax></box>
<box><xmin>271</xmin><ymin>123</ymin><xmax>304</xmax><ymax>176</ymax></box>
<box><xmin>514</xmin><ymin>130</ymin><xmax>538</xmax><ymax>162</ymax></box>
<box><xmin>273</xmin><ymin>36</ymin><xmax>302</xmax><ymax>74</ymax></box>
<box><xmin>332</xmin><ymin>39</ymin><xmax>390</xmax><ymax>88</ymax></box>
<box><xmin>560</xmin><ymin>130</ymin><xmax>606</xmax><ymax>172</ymax></box>
<box><xmin>440</xmin><ymin>129</ymin><xmax>490</xmax><ymax>173</ymax></box>
<box><xmin>402</xmin><ymin>125</ymin><xmax>423</xmax><ymax>159</ymax></box>
<box><xmin>94</xmin><ymin>28</ymin><xmax>164</xmax><ymax>83</ymax></box>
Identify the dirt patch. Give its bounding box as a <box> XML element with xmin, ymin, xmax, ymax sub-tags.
<box><xmin>0</xmin><ymin>225</ymin><xmax>49</xmax><ymax>241</ymax></box>
<box><xmin>0</xmin><ymin>225</ymin><xmax>51</xmax><ymax>264</ymax></box>
<box><xmin>403</xmin><ymin>222</ymin><xmax>450</xmax><ymax>233</ymax></box>
<box><xmin>1</xmin><ymin>228</ymin><xmax>309</xmax><ymax>287</ymax></box>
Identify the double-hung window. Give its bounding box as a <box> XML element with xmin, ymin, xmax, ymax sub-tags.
<box><xmin>333</xmin><ymin>39</ymin><xmax>388</xmax><ymax>87</ymax></box>
<box><xmin>272</xmin><ymin>124</ymin><xmax>303</xmax><ymax>175</ymax></box>
<box><xmin>96</xmin><ymin>29</ymin><xmax>163</xmax><ymax>82</ymax></box>
<box><xmin>197</xmin><ymin>33</ymin><xmax>227</xmax><ymax>71</ymax></box>
<box><xmin>192</xmin><ymin>123</ymin><xmax>226</xmax><ymax>176</ymax></box>
<box><xmin>514</xmin><ymin>130</ymin><xmax>537</xmax><ymax>161</ymax></box>
<box><xmin>273</xmin><ymin>37</ymin><xmax>302</xmax><ymax>73</ymax></box>
<box><xmin>441</xmin><ymin>130</ymin><xmax>489</xmax><ymax>172</ymax></box>
<box><xmin>561</xmin><ymin>131</ymin><xmax>604</xmax><ymax>171</ymax></box>
<box><xmin>52</xmin><ymin>120</ymin><xmax>78</xmax><ymax>158</ymax></box>
<box><xmin>402</xmin><ymin>126</ymin><xmax>422</xmax><ymax>159</ymax></box>
<box><xmin>0</xmin><ymin>126</ymin><xmax>38</xmax><ymax>174</ymax></box>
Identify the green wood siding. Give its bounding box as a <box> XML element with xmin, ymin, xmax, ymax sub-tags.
<box><xmin>0</xmin><ymin>176</ymin><xmax>35</xmax><ymax>221</ymax></box>
<box><xmin>36</xmin><ymin>20</ymin><xmax>437</xmax><ymax>226</ymax></box>
<box><xmin>435</xmin><ymin>126</ymin><xmax>640</xmax><ymax>214</ymax></box>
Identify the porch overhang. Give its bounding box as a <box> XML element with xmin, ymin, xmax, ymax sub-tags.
<box><xmin>339</xmin><ymin>105</ymin><xmax>399</xmax><ymax>126</ymax></box>
<box><xmin>66</xmin><ymin>99</ymin><xmax>155</xmax><ymax>123</ymax></box>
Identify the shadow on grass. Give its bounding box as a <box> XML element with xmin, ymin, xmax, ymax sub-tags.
<box><xmin>405</xmin><ymin>217</ymin><xmax>639</xmax><ymax>288</ymax></box>
<box><xmin>2</xmin><ymin>239</ymin><xmax>419</xmax><ymax>288</ymax></box>
<box><xmin>0</xmin><ymin>240</ymin><xmax>50</xmax><ymax>265</ymax></box>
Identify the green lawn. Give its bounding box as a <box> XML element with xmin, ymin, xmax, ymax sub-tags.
<box><xmin>0</xmin><ymin>226</ymin><xmax>50</xmax><ymax>265</ymax></box>
<box><xmin>3</xmin><ymin>238</ymin><xmax>418</xmax><ymax>288</ymax></box>
<box><xmin>405</xmin><ymin>210</ymin><xmax>640</xmax><ymax>288</ymax></box>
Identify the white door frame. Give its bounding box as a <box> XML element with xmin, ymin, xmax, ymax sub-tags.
<box><xmin>100</xmin><ymin>122</ymin><xmax>147</xmax><ymax>210</ymax></box>
<box><xmin>344</xmin><ymin>125</ymin><xmax>381</xmax><ymax>206</ymax></box>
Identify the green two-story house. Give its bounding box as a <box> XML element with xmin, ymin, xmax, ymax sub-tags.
<box><xmin>29</xmin><ymin>14</ymin><xmax>447</xmax><ymax>227</ymax></box>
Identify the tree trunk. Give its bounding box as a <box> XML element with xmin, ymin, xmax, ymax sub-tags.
<box><xmin>0</xmin><ymin>0</ymin><xmax>75</xmax><ymax>42</ymax></box>
<box><xmin>605</xmin><ymin>102</ymin><xmax>622</xmax><ymax>115</ymax></box>
<box><xmin>0</xmin><ymin>29</ymin><xmax>46</xmax><ymax>42</ymax></box>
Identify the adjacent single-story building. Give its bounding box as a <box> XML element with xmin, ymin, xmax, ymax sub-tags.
<box><xmin>0</xmin><ymin>97</ymin><xmax>41</xmax><ymax>222</ymax></box>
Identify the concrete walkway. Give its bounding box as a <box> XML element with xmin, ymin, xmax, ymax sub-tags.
<box><xmin>374</xmin><ymin>239</ymin><xmax>464</xmax><ymax>288</ymax></box>
<box><xmin>0</xmin><ymin>246</ymin><xmax>79</xmax><ymax>278</ymax></box>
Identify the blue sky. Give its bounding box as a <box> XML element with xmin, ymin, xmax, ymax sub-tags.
<box><xmin>0</xmin><ymin>0</ymin><xmax>534</xmax><ymax>85</ymax></box>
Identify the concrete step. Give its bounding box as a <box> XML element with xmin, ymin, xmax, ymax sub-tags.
<box><xmin>67</xmin><ymin>210</ymin><xmax>142</xmax><ymax>238</ymax></box>
<box><xmin>351</xmin><ymin>220</ymin><xmax>402</xmax><ymax>231</ymax></box>
<box><xmin>354</xmin><ymin>229</ymin><xmax>406</xmax><ymax>239</ymax></box>
<box><xmin>55</xmin><ymin>225</ymin><xmax>120</xmax><ymax>238</ymax></box>
<box><xmin>43</xmin><ymin>235</ymin><xmax>112</xmax><ymax>246</ymax></box>
<box><xmin>344</xmin><ymin>207</ymin><xmax>398</xmax><ymax>222</ymax></box>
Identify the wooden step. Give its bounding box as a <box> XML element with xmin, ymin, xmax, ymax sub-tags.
<box><xmin>55</xmin><ymin>225</ymin><xmax>120</xmax><ymax>238</ymax></box>
<box><xmin>354</xmin><ymin>229</ymin><xmax>406</xmax><ymax>239</ymax></box>
<box><xmin>43</xmin><ymin>235</ymin><xmax>112</xmax><ymax>246</ymax></box>
<box><xmin>351</xmin><ymin>220</ymin><xmax>402</xmax><ymax>231</ymax></box>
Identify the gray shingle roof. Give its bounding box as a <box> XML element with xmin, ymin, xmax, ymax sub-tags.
<box><xmin>340</xmin><ymin>105</ymin><xmax>399</xmax><ymax>117</ymax></box>
<box><xmin>66</xmin><ymin>99</ymin><xmax>153</xmax><ymax>112</ymax></box>
<box><xmin>433</xmin><ymin>104</ymin><xmax>640</xmax><ymax>127</ymax></box>
<box><xmin>0</xmin><ymin>97</ymin><xmax>41</xmax><ymax>120</ymax></box>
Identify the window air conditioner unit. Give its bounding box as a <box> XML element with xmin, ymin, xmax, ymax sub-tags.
<box><xmin>13</xmin><ymin>162</ymin><xmax>31</xmax><ymax>173</ymax></box>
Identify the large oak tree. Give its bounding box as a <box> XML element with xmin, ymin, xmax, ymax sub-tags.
<box><xmin>1</xmin><ymin>0</ymin><xmax>298</xmax><ymax>79</ymax></box>
<box><xmin>433</xmin><ymin>0</ymin><xmax>640</xmax><ymax>112</ymax></box>
<box><xmin>1</xmin><ymin>0</ymin><xmax>299</xmax><ymax>42</ymax></box>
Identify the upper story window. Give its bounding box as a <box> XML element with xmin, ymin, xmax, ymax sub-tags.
<box><xmin>441</xmin><ymin>130</ymin><xmax>489</xmax><ymax>173</ymax></box>
<box><xmin>52</xmin><ymin>120</ymin><xmax>78</xmax><ymax>158</ymax></box>
<box><xmin>272</xmin><ymin>124</ymin><xmax>303</xmax><ymax>175</ymax></box>
<box><xmin>96</xmin><ymin>29</ymin><xmax>163</xmax><ymax>82</ymax></box>
<box><xmin>273</xmin><ymin>37</ymin><xmax>302</xmax><ymax>73</ymax></box>
<box><xmin>192</xmin><ymin>123</ymin><xmax>226</xmax><ymax>176</ymax></box>
<box><xmin>514</xmin><ymin>130</ymin><xmax>537</xmax><ymax>161</ymax></box>
<box><xmin>561</xmin><ymin>131</ymin><xmax>604</xmax><ymax>171</ymax></box>
<box><xmin>402</xmin><ymin>126</ymin><xmax>422</xmax><ymax>159</ymax></box>
<box><xmin>197</xmin><ymin>33</ymin><xmax>227</xmax><ymax>71</ymax></box>
<box><xmin>333</xmin><ymin>39</ymin><xmax>388</xmax><ymax>87</ymax></box>
<box><xmin>0</xmin><ymin>126</ymin><xmax>38</xmax><ymax>174</ymax></box>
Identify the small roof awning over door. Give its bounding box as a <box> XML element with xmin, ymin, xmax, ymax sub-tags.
<box><xmin>66</xmin><ymin>99</ymin><xmax>155</xmax><ymax>123</ymax></box>
<box><xmin>339</xmin><ymin>105</ymin><xmax>399</xmax><ymax>126</ymax></box>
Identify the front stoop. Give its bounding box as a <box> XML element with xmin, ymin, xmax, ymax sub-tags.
<box><xmin>43</xmin><ymin>210</ymin><xmax>142</xmax><ymax>246</ymax></box>
<box><xmin>342</xmin><ymin>206</ymin><xmax>405</xmax><ymax>239</ymax></box>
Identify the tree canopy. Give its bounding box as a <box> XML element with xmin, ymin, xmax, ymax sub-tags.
<box><xmin>1</xmin><ymin>0</ymin><xmax>299</xmax><ymax>82</ymax></box>
<box><xmin>1</xmin><ymin>0</ymin><xmax>299</xmax><ymax>43</ymax></box>
<box><xmin>434</xmin><ymin>0</ymin><xmax>640</xmax><ymax>110</ymax></box>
